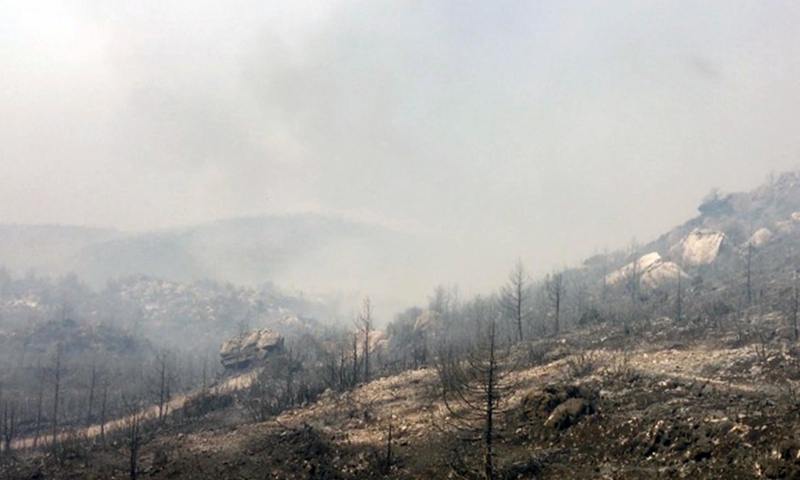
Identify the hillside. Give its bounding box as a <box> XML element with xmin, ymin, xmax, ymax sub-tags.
<box><xmin>567</xmin><ymin>171</ymin><xmax>800</xmax><ymax>336</ymax></box>
<box><xmin>0</xmin><ymin>214</ymin><xmax>434</xmax><ymax>310</ymax></box>
<box><xmin>3</xmin><ymin>315</ymin><xmax>798</xmax><ymax>479</ymax></box>
<box><xmin>3</xmin><ymin>172</ymin><xmax>800</xmax><ymax>479</ymax></box>
<box><xmin>0</xmin><ymin>272</ymin><xmax>330</xmax><ymax>353</ymax></box>
<box><xmin>644</xmin><ymin>171</ymin><xmax>800</xmax><ymax>263</ymax></box>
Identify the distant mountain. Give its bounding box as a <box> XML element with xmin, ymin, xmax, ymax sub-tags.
<box><xmin>0</xmin><ymin>214</ymin><xmax>436</xmax><ymax>310</ymax></box>
<box><xmin>0</xmin><ymin>224</ymin><xmax>117</xmax><ymax>276</ymax></box>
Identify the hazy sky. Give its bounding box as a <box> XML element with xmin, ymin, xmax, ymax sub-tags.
<box><xmin>2</xmin><ymin>0</ymin><xmax>800</xmax><ymax>291</ymax></box>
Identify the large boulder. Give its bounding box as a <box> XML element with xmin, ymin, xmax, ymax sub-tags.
<box><xmin>670</xmin><ymin>228</ymin><xmax>725</xmax><ymax>266</ymax></box>
<box><xmin>220</xmin><ymin>328</ymin><xmax>284</xmax><ymax>369</ymax></box>
<box><xmin>605</xmin><ymin>252</ymin><xmax>687</xmax><ymax>288</ymax></box>
<box><xmin>745</xmin><ymin>227</ymin><xmax>772</xmax><ymax>248</ymax></box>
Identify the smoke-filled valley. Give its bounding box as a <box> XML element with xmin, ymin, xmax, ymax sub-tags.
<box><xmin>4</xmin><ymin>1</ymin><xmax>800</xmax><ymax>478</ymax></box>
<box><xmin>2</xmin><ymin>172</ymin><xmax>800</xmax><ymax>478</ymax></box>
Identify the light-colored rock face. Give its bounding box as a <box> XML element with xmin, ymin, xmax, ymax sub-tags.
<box><xmin>605</xmin><ymin>252</ymin><xmax>687</xmax><ymax>288</ymax></box>
<box><xmin>220</xmin><ymin>328</ymin><xmax>284</xmax><ymax>369</ymax></box>
<box><xmin>640</xmin><ymin>260</ymin><xmax>686</xmax><ymax>287</ymax></box>
<box><xmin>671</xmin><ymin>229</ymin><xmax>725</xmax><ymax>266</ymax></box>
<box><xmin>746</xmin><ymin>228</ymin><xmax>772</xmax><ymax>247</ymax></box>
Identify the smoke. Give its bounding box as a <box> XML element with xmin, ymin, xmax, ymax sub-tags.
<box><xmin>2</xmin><ymin>0</ymin><xmax>800</xmax><ymax>304</ymax></box>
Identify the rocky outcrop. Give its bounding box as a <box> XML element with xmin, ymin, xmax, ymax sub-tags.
<box><xmin>219</xmin><ymin>328</ymin><xmax>284</xmax><ymax>369</ymax></box>
<box><xmin>745</xmin><ymin>228</ymin><xmax>772</xmax><ymax>248</ymax></box>
<box><xmin>670</xmin><ymin>228</ymin><xmax>725</xmax><ymax>266</ymax></box>
<box><xmin>605</xmin><ymin>252</ymin><xmax>687</xmax><ymax>288</ymax></box>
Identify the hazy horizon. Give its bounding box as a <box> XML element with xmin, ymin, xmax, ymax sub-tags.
<box><xmin>3</xmin><ymin>1</ymin><xmax>800</xmax><ymax>304</ymax></box>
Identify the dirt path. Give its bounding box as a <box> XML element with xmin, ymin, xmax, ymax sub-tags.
<box><xmin>9</xmin><ymin>369</ymin><xmax>258</xmax><ymax>451</ymax></box>
<box><xmin>624</xmin><ymin>344</ymin><xmax>785</xmax><ymax>397</ymax></box>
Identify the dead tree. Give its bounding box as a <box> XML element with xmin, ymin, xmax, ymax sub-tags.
<box><xmin>788</xmin><ymin>268</ymin><xmax>800</xmax><ymax>343</ymax></box>
<box><xmin>628</xmin><ymin>248</ymin><xmax>640</xmax><ymax>304</ymax></box>
<box><xmin>746</xmin><ymin>240</ymin><xmax>755</xmax><ymax>307</ymax></box>
<box><xmin>794</xmin><ymin>269</ymin><xmax>800</xmax><ymax>342</ymax></box>
<box><xmin>623</xmin><ymin>243</ymin><xmax>641</xmax><ymax>331</ymax></box>
<box><xmin>2</xmin><ymin>400</ymin><xmax>16</xmax><ymax>456</ymax></box>
<box><xmin>123</xmin><ymin>397</ymin><xmax>144</xmax><ymax>480</ymax></box>
<box><xmin>500</xmin><ymin>260</ymin><xmax>532</xmax><ymax>342</ymax></box>
<box><xmin>150</xmin><ymin>351</ymin><xmax>175</xmax><ymax>423</ymax></box>
<box><xmin>85</xmin><ymin>362</ymin><xmax>100</xmax><ymax>428</ymax></box>
<box><xmin>436</xmin><ymin>317</ymin><xmax>516</xmax><ymax>480</ymax></box>
<box><xmin>385</xmin><ymin>421</ymin><xmax>393</xmax><ymax>473</ymax></box>
<box><xmin>33</xmin><ymin>365</ymin><xmax>45</xmax><ymax>448</ymax></box>
<box><xmin>241</xmin><ymin>350</ymin><xmax>305</xmax><ymax>422</ymax></box>
<box><xmin>359</xmin><ymin>297</ymin><xmax>373</xmax><ymax>384</ymax></box>
<box><xmin>99</xmin><ymin>379</ymin><xmax>109</xmax><ymax>446</ymax></box>
<box><xmin>50</xmin><ymin>344</ymin><xmax>63</xmax><ymax>453</ymax></box>
<box><xmin>676</xmin><ymin>262</ymin><xmax>684</xmax><ymax>322</ymax></box>
<box><xmin>546</xmin><ymin>273</ymin><xmax>566</xmax><ymax>334</ymax></box>
<box><xmin>351</xmin><ymin>333</ymin><xmax>359</xmax><ymax>387</ymax></box>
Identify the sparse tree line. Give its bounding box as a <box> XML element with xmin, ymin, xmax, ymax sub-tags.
<box><xmin>265</xmin><ymin>227</ymin><xmax>800</xmax><ymax>412</ymax></box>
<box><xmin>0</xmin><ymin>336</ymin><xmax>218</xmax><ymax>466</ymax></box>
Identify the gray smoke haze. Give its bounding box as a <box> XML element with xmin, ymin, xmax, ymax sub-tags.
<box><xmin>2</xmin><ymin>0</ymin><xmax>800</xmax><ymax>304</ymax></box>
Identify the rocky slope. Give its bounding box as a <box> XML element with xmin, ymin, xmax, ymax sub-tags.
<box><xmin>4</xmin><ymin>313</ymin><xmax>800</xmax><ymax>479</ymax></box>
<box><xmin>6</xmin><ymin>172</ymin><xmax>800</xmax><ymax>479</ymax></box>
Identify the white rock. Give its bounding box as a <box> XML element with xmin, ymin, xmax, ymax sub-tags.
<box><xmin>744</xmin><ymin>228</ymin><xmax>772</xmax><ymax>248</ymax></box>
<box><xmin>605</xmin><ymin>252</ymin><xmax>688</xmax><ymax>288</ymax></box>
<box><xmin>670</xmin><ymin>228</ymin><xmax>725</xmax><ymax>266</ymax></box>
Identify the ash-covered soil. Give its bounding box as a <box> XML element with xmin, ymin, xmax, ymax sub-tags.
<box><xmin>4</xmin><ymin>318</ymin><xmax>800</xmax><ymax>479</ymax></box>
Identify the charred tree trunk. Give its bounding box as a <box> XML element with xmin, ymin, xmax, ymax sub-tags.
<box><xmin>793</xmin><ymin>269</ymin><xmax>799</xmax><ymax>342</ymax></box>
<box><xmin>676</xmin><ymin>266</ymin><xmax>683</xmax><ymax>322</ymax></box>
<box><xmin>500</xmin><ymin>260</ymin><xmax>531</xmax><ymax>343</ymax></box>
<box><xmin>33</xmin><ymin>369</ymin><xmax>44</xmax><ymax>449</ymax></box>
<box><xmin>100</xmin><ymin>381</ymin><xmax>108</xmax><ymax>446</ymax></box>
<box><xmin>360</xmin><ymin>297</ymin><xmax>373</xmax><ymax>384</ymax></box>
<box><xmin>483</xmin><ymin>321</ymin><xmax>497</xmax><ymax>480</ymax></box>
<box><xmin>546</xmin><ymin>273</ymin><xmax>566</xmax><ymax>334</ymax></box>
<box><xmin>436</xmin><ymin>316</ymin><xmax>513</xmax><ymax>480</ymax></box>
<box><xmin>3</xmin><ymin>401</ymin><xmax>15</xmax><ymax>455</ymax></box>
<box><xmin>86</xmin><ymin>364</ymin><xmax>98</xmax><ymax>428</ymax></box>
<box><xmin>51</xmin><ymin>346</ymin><xmax>62</xmax><ymax>453</ymax></box>
<box><xmin>351</xmin><ymin>334</ymin><xmax>359</xmax><ymax>387</ymax></box>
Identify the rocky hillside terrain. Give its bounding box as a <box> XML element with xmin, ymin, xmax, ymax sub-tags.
<box><xmin>3</xmin><ymin>172</ymin><xmax>800</xmax><ymax>479</ymax></box>
<box><xmin>0</xmin><ymin>272</ymin><xmax>328</xmax><ymax>353</ymax></box>
<box><xmin>2</xmin><ymin>314</ymin><xmax>799</xmax><ymax>479</ymax></box>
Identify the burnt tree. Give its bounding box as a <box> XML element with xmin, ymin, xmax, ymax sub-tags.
<box><xmin>436</xmin><ymin>317</ymin><xmax>516</xmax><ymax>480</ymax></box>
<box><xmin>500</xmin><ymin>260</ymin><xmax>532</xmax><ymax>342</ymax></box>
<box><xmin>546</xmin><ymin>272</ymin><xmax>566</xmax><ymax>334</ymax></box>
